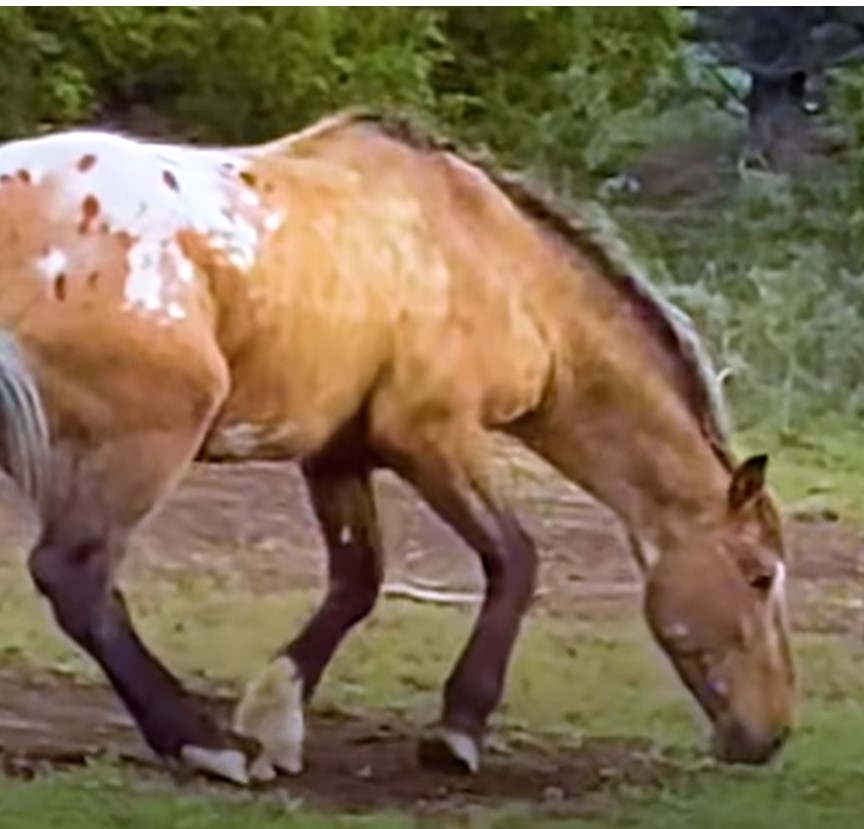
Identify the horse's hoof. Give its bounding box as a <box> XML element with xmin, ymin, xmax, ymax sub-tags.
<box><xmin>179</xmin><ymin>729</ymin><xmax>277</xmax><ymax>786</ymax></box>
<box><xmin>233</xmin><ymin>656</ymin><xmax>305</xmax><ymax>776</ymax></box>
<box><xmin>179</xmin><ymin>745</ymin><xmax>252</xmax><ymax>786</ymax></box>
<box><xmin>248</xmin><ymin>753</ymin><xmax>278</xmax><ymax>783</ymax></box>
<box><xmin>417</xmin><ymin>728</ymin><xmax>481</xmax><ymax>774</ymax></box>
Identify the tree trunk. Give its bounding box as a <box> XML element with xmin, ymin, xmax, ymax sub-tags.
<box><xmin>743</xmin><ymin>71</ymin><xmax>811</xmax><ymax>171</ymax></box>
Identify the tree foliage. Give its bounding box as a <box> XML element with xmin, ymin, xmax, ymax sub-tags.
<box><xmin>687</xmin><ymin>8</ymin><xmax>864</xmax><ymax>168</ymax></box>
<box><xmin>0</xmin><ymin>7</ymin><xmax>681</xmax><ymax>165</ymax></box>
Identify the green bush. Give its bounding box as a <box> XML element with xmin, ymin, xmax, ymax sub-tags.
<box><xmin>0</xmin><ymin>8</ymin><xmax>447</xmax><ymax>142</ymax></box>
<box><xmin>0</xmin><ymin>7</ymin><xmax>682</xmax><ymax>158</ymax></box>
<box><xmin>615</xmin><ymin>165</ymin><xmax>864</xmax><ymax>430</ymax></box>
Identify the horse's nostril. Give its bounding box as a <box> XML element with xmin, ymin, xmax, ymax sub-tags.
<box><xmin>771</xmin><ymin>725</ymin><xmax>791</xmax><ymax>753</ymax></box>
<box><xmin>714</xmin><ymin>723</ymin><xmax>789</xmax><ymax>765</ymax></box>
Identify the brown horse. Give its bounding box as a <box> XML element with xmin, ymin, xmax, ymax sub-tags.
<box><xmin>0</xmin><ymin>111</ymin><xmax>793</xmax><ymax>785</ymax></box>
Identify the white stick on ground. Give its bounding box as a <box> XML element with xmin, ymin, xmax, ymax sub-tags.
<box><xmin>382</xmin><ymin>579</ymin><xmax>548</xmax><ymax>606</ymax></box>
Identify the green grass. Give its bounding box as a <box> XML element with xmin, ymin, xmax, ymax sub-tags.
<box><xmin>737</xmin><ymin>419</ymin><xmax>864</xmax><ymax>525</ymax></box>
<box><xmin>2</xmin><ymin>625</ymin><xmax>864</xmax><ymax>829</ymax></box>
<box><xmin>0</xmin><ymin>558</ymin><xmax>693</xmax><ymax>742</ymax></box>
<box><xmin>2</xmin><ymin>553</ymin><xmax>864</xmax><ymax>828</ymax></box>
<box><xmin>0</xmin><ymin>765</ymin><xmax>415</xmax><ymax>829</ymax></box>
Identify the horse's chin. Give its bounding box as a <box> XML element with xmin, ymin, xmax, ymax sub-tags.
<box><xmin>710</xmin><ymin>722</ymin><xmax>789</xmax><ymax>766</ymax></box>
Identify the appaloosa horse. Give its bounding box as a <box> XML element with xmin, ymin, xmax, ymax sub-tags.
<box><xmin>0</xmin><ymin>111</ymin><xmax>793</xmax><ymax>784</ymax></box>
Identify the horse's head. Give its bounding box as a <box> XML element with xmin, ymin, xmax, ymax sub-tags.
<box><xmin>643</xmin><ymin>454</ymin><xmax>794</xmax><ymax>765</ymax></box>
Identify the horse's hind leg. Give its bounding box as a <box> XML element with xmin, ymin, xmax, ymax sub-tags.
<box><xmin>381</xmin><ymin>420</ymin><xmax>538</xmax><ymax>774</ymax></box>
<box><xmin>234</xmin><ymin>454</ymin><xmax>383</xmax><ymax>776</ymax></box>
<box><xmin>28</xmin><ymin>428</ymin><xmax>259</xmax><ymax>785</ymax></box>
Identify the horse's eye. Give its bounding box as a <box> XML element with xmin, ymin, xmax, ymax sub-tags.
<box><xmin>749</xmin><ymin>572</ymin><xmax>774</xmax><ymax>593</ymax></box>
<box><xmin>708</xmin><ymin>675</ymin><xmax>729</xmax><ymax>699</ymax></box>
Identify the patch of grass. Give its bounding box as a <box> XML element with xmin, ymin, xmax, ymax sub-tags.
<box><xmin>4</xmin><ymin>647</ymin><xmax>864</xmax><ymax>829</ymax></box>
<box><xmin>570</xmin><ymin>636</ymin><xmax>864</xmax><ymax>829</ymax></box>
<box><xmin>735</xmin><ymin>419</ymin><xmax>864</xmax><ymax>525</ymax></box>
<box><xmin>0</xmin><ymin>556</ymin><xmax>693</xmax><ymax>742</ymax></box>
<box><xmin>2</xmin><ymin>551</ymin><xmax>864</xmax><ymax>740</ymax></box>
<box><xmin>0</xmin><ymin>763</ymin><xmax>415</xmax><ymax>829</ymax></box>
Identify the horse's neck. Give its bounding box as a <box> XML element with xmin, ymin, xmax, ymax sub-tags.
<box><xmin>543</xmin><ymin>334</ymin><xmax>731</xmax><ymax>555</ymax></box>
<box><xmin>598</xmin><ymin>413</ymin><xmax>729</xmax><ymax>555</ymax></box>
<box><xmin>539</xmin><ymin>268</ymin><xmax>732</xmax><ymax>555</ymax></box>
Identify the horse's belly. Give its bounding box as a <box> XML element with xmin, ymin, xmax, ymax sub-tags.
<box><xmin>200</xmin><ymin>377</ymin><xmax>372</xmax><ymax>462</ymax></box>
<box><xmin>200</xmin><ymin>330</ymin><xmax>384</xmax><ymax>463</ymax></box>
<box><xmin>200</xmin><ymin>418</ymin><xmax>312</xmax><ymax>462</ymax></box>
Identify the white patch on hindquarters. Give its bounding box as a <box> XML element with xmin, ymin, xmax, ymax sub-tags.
<box><xmin>234</xmin><ymin>656</ymin><xmax>305</xmax><ymax>775</ymax></box>
<box><xmin>0</xmin><ymin>129</ymin><xmax>265</xmax><ymax>322</ymax></box>
<box><xmin>35</xmin><ymin>247</ymin><xmax>68</xmax><ymax>283</ymax></box>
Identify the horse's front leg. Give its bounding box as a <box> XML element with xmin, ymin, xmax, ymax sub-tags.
<box><xmin>382</xmin><ymin>419</ymin><xmax>539</xmax><ymax>774</ymax></box>
<box><xmin>234</xmin><ymin>456</ymin><xmax>383</xmax><ymax>776</ymax></box>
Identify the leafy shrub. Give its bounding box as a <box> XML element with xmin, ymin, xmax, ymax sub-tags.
<box><xmin>616</xmin><ymin>166</ymin><xmax>864</xmax><ymax>430</ymax></box>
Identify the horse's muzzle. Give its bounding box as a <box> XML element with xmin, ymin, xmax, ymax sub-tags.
<box><xmin>712</xmin><ymin>722</ymin><xmax>790</xmax><ymax>765</ymax></box>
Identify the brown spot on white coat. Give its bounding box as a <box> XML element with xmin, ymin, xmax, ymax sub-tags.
<box><xmin>77</xmin><ymin>154</ymin><xmax>97</xmax><ymax>173</ymax></box>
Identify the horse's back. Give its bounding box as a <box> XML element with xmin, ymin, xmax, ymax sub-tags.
<box><xmin>269</xmin><ymin>120</ymin><xmax>557</xmax><ymax>436</ymax></box>
<box><xmin>0</xmin><ymin>121</ymin><xmax>559</xmax><ymax>470</ymax></box>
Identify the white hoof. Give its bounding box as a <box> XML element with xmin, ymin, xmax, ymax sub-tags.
<box><xmin>248</xmin><ymin>754</ymin><xmax>277</xmax><ymax>783</ymax></box>
<box><xmin>180</xmin><ymin>746</ymin><xmax>250</xmax><ymax>786</ymax></box>
<box><xmin>442</xmin><ymin>729</ymin><xmax>481</xmax><ymax>774</ymax></box>
<box><xmin>234</xmin><ymin>656</ymin><xmax>305</xmax><ymax>776</ymax></box>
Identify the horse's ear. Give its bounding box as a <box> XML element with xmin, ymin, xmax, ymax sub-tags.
<box><xmin>728</xmin><ymin>454</ymin><xmax>768</xmax><ymax>513</ymax></box>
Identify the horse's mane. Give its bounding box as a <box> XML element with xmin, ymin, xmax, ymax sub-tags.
<box><xmin>286</xmin><ymin>110</ymin><xmax>733</xmax><ymax>467</ymax></box>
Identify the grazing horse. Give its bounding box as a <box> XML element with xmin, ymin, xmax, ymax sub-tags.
<box><xmin>0</xmin><ymin>111</ymin><xmax>793</xmax><ymax>785</ymax></box>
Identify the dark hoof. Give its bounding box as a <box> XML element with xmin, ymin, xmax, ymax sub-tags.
<box><xmin>417</xmin><ymin>728</ymin><xmax>480</xmax><ymax>774</ymax></box>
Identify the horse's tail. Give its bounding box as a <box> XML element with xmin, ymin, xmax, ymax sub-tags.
<box><xmin>0</xmin><ymin>331</ymin><xmax>50</xmax><ymax>508</ymax></box>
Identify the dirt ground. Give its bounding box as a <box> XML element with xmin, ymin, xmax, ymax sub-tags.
<box><xmin>0</xmin><ymin>445</ymin><xmax>861</xmax><ymax>811</ymax></box>
<box><xmin>0</xmin><ymin>670</ymin><xmax>680</xmax><ymax>815</ymax></box>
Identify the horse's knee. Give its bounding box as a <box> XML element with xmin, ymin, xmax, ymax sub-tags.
<box><xmin>29</xmin><ymin>542</ymin><xmax>64</xmax><ymax>598</ymax></box>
